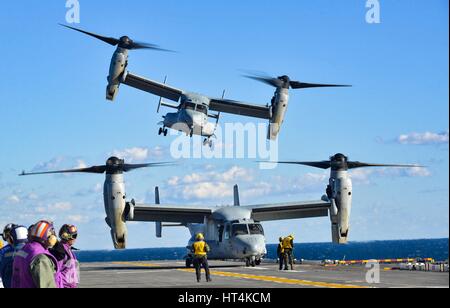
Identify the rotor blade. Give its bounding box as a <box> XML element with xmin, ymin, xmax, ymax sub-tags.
<box><xmin>122</xmin><ymin>162</ymin><xmax>177</xmax><ymax>172</ymax></box>
<box><xmin>20</xmin><ymin>165</ymin><xmax>107</xmax><ymax>176</ymax></box>
<box><xmin>243</xmin><ymin>75</ymin><xmax>282</xmax><ymax>88</ymax></box>
<box><xmin>289</xmin><ymin>82</ymin><xmax>352</xmax><ymax>89</ymax></box>
<box><xmin>260</xmin><ymin>161</ymin><xmax>332</xmax><ymax>170</ymax></box>
<box><xmin>59</xmin><ymin>24</ymin><xmax>119</xmax><ymax>46</ymax></box>
<box><xmin>131</xmin><ymin>41</ymin><xmax>175</xmax><ymax>52</ymax></box>
<box><xmin>347</xmin><ymin>162</ymin><xmax>424</xmax><ymax>170</ymax></box>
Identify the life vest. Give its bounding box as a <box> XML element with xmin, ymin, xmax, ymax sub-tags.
<box><xmin>57</xmin><ymin>242</ymin><xmax>79</xmax><ymax>289</ymax></box>
<box><xmin>277</xmin><ymin>243</ymin><xmax>284</xmax><ymax>255</ymax></box>
<box><xmin>282</xmin><ymin>237</ymin><xmax>293</xmax><ymax>250</ymax></box>
<box><xmin>193</xmin><ymin>241</ymin><xmax>208</xmax><ymax>257</ymax></box>
<box><xmin>11</xmin><ymin>241</ymin><xmax>63</xmax><ymax>288</ymax></box>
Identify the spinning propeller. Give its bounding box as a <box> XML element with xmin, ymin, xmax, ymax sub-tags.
<box><xmin>20</xmin><ymin>157</ymin><xmax>175</xmax><ymax>176</ymax></box>
<box><xmin>60</xmin><ymin>24</ymin><xmax>173</xmax><ymax>52</ymax></box>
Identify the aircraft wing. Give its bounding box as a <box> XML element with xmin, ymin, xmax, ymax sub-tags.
<box><xmin>209</xmin><ymin>98</ymin><xmax>271</xmax><ymax>120</ymax></box>
<box><xmin>125</xmin><ymin>203</ymin><xmax>213</xmax><ymax>224</ymax></box>
<box><xmin>242</xmin><ymin>200</ymin><xmax>331</xmax><ymax>221</ymax></box>
<box><xmin>122</xmin><ymin>71</ymin><xmax>184</xmax><ymax>102</ymax></box>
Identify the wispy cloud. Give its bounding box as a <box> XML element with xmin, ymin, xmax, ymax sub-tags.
<box><xmin>397</xmin><ymin>130</ymin><xmax>449</xmax><ymax>145</ymax></box>
<box><xmin>7</xmin><ymin>195</ymin><xmax>21</xmax><ymax>204</ymax></box>
<box><xmin>110</xmin><ymin>146</ymin><xmax>167</xmax><ymax>163</ymax></box>
<box><xmin>30</xmin><ymin>157</ymin><xmax>87</xmax><ymax>173</ymax></box>
<box><xmin>350</xmin><ymin>166</ymin><xmax>431</xmax><ymax>184</ymax></box>
<box><xmin>160</xmin><ymin>166</ymin><xmax>328</xmax><ymax>203</ymax></box>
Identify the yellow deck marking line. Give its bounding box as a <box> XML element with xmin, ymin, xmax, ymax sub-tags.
<box><xmin>113</xmin><ymin>262</ymin><xmax>162</xmax><ymax>267</ymax></box>
<box><xmin>178</xmin><ymin>269</ymin><xmax>367</xmax><ymax>289</ymax></box>
<box><xmin>113</xmin><ymin>262</ymin><xmax>367</xmax><ymax>288</ymax></box>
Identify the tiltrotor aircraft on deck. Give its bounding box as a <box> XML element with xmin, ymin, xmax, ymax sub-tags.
<box><xmin>20</xmin><ymin>154</ymin><xmax>419</xmax><ymax>267</ymax></box>
<box><xmin>61</xmin><ymin>25</ymin><xmax>349</xmax><ymax>146</ymax></box>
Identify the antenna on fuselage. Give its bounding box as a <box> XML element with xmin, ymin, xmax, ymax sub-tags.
<box><xmin>234</xmin><ymin>185</ymin><xmax>240</xmax><ymax>207</ymax></box>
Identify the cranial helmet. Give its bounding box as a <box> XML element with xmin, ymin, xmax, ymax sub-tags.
<box><xmin>59</xmin><ymin>224</ymin><xmax>78</xmax><ymax>241</ymax></box>
<box><xmin>196</xmin><ymin>233</ymin><xmax>204</xmax><ymax>241</ymax></box>
<box><xmin>29</xmin><ymin>221</ymin><xmax>56</xmax><ymax>246</ymax></box>
<box><xmin>1</xmin><ymin>223</ymin><xmax>17</xmax><ymax>242</ymax></box>
<box><xmin>11</xmin><ymin>226</ymin><xmax>28</xmax><ymax>245</ymax></box>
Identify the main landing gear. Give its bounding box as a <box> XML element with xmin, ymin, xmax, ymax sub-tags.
<box><xmin>203</xmin><ymin>138</ymin><xmax>213</xmax><ymax>148</ymax></box>
<box><xmin>245</xmin><ymin>257</ymin><xmax>261</xmax><ymax>267</ymax></box>
<box><xmin>158</xmin><ymin>127</ymin><xmax>168</xmax><ymax>136</ymax></box>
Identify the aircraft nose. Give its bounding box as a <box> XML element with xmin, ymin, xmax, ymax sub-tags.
<box><xmin>238</xmin><ymin>238</ymin><xmax>265</xmax><ymax>256</ymax></box>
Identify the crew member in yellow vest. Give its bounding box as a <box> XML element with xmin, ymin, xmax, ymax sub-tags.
<box><xmin>277</xmin><ymin>237</ymin><xmax>285</xmax><ymax>270</ymax></box>
<box><xmin>191</xmin><ymin>233</ymin><xmax>211</xmax><ymax>283</ymax></box>
<box><xmin>282</xmin><ymin>235</ymin><xmax>295</xmax><ymax>270</ymax></box>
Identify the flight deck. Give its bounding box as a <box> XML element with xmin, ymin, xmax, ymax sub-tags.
<box><xmin>78</xmin><ymin>261</ymin><xmax>449</xmax><ymax>288</ymax></box>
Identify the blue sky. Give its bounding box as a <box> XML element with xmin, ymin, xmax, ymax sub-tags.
<box><xmin>0</xmin><ymin>1</ymin><xmax>448</xmax><ymax>250</ymax></box>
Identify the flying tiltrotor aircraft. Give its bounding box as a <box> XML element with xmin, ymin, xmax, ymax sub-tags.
<box><xmin>61</xmin><ymin>25</ymin><xmax>350</xmax><ymax>146</ymax></box>
<box><xmin>20</xmin><ymin>154</ymin><xmax>420</xmax><ymax>266</ymax></box>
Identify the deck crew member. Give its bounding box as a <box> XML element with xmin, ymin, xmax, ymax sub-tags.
<box><xmin>0</xmin><ymin>226</ymin><xmax>28</xmax><ymax>288</ymax></box>
<box><xmin>191</xmin><ymin>233</ymin><xmax>212</xmax><ymax>283</ymax></box>
<box><xmin>12</xmin><ymin>220</ymin><xmax>62</xmax><ymax>288</ymax></box>
<box><xmin>282</xmin><ymin>235</ymin><xmax>295</xmax><ymax>270</ymax></box>
<box><xmin>277</xmin><ymin>237</ymin><xmax>285</xmax><ymax>270</ymax></box>
<box><xmin>50</xmin><ymin>224</ymin><xmax>79</xmax><ymax>288</ymax></box>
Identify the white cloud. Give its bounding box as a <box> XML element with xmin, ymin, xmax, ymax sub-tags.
<box><xmin>7</xmin><ymin>195</ymin><xmax>21</xmax><ymax>204</ymax></box>
<box><xmin>32</xmin><ymin>157</ymin><xmax>65</xmax><ymax>172</ymax></box>
<box><xmin>75</xmin><ymin>160</ymin><xmax>87</xmax><ymax>169</ymax></box>
<box><xmin>51</xmin><ymin>202</ymin><xmax>73</xmax><ymax>212</ymax></box>
<box><xmin>31</xmin><ymin>157</ymin><xmax>89</xmax><ymax>173</ymax></box>
<box><xmin>111</xmin><ymin>146</ymin><xmax>168</xmax><ymax>163</ymax></box>
<box><xmin>163</xmin><ymin>166</ymin><xmax>328</xmax><ymax>203</ymax></box>
<box><xmin>112</xmin><ymin>147</ymin><xmax>149</xmax><ymax>162</ymax></box>
<box><xmin>350</xmin><ymin>166</ymin><xmax>431</xmax><ymax>184</ymax></box>
<box><xmin>66</xmin><ymin>215</ymin><xmax>90</xmax><ymax>224</ymax></box>
<box><xmin>167</xmin><ymin>166</ymin><xmax>254</xmax><ymax>187</ymax></box>
<box><xmin>180</xmin><ymin>182</ymin><xmax>232</xmax><ymax>200</ymax></box>
<box><xmin>397</xmin><ymin>131</ymin><xmax>449</xmax><ymax>145</ymax></box>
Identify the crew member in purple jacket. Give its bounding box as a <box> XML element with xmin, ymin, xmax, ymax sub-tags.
<box><xmin>12</xmin><ymin>220</ymin><xmax>62</xmax><ymax>288</ymax></box>
<box><xmin>50</xmin><ymin>224</ymin><xmax>79</xmax><ymax>288</ymax></box>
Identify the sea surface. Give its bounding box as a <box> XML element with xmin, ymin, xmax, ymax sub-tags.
<box><xmin>75</xmin><ymin>238</ymin><xmax>449</xmax><ymax>263</ymax></box>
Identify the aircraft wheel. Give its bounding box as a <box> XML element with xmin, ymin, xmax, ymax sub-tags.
<box><xmin>245</xmin><ymin>259</ymin><xmax>251</xmax><ymax>267</ymax></box>
<box><xmin>255</xmin><ymin>259</ymin><xmax>261</xmax><ymax>266</ymax></box>
<box><xmin>251</xmin><ymin>260</ymin><xmax>256</xmax><ymax>267</ymax></box>
<box><xmin>186</xmin><ymin>258</ymin><xmax>192</xmax><ymax>268</ymax></box>
<box><xmin>158</xmin><ymin>128</ymin><xmax>163</xmax><ymax>135</ymax></box>
<box><xmin>164</xmin><ymin>129</ymin><xmax>168</xmax><ymax>136</ymax></box>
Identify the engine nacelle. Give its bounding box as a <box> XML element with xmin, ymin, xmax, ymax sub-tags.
<box><xmin>106</xmin><ymin>48</ymin><xmax>129</xmax><ymax>101</ymax></box>
<box><xmin>329</xmin><ymin>174</ymin><xmax>353</xmax><ymax>244</ymax></box>
<box><xmin>268</xmin><ymin>87</ymin><xmax>289</xmax><ymax>140</ymax></box>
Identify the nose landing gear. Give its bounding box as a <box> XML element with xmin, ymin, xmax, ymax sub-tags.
<box><xmin>203</xmin><ymin>138</ymin><xmax>213</xmax><ymax>148</ymax></box>
<box><xmin>158</xmin><ymin>127</ymin><xmax>168</xmax><ymax>136</ymax></box>
<box><xmin>245</xmin><ymin>257</ymin><xmax>257</xmax><ymax>267</ymax></box>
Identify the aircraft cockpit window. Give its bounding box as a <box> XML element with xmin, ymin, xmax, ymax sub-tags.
<box><xmin>184</xmin><ymin>102</ymin><xmax>196</xmax><ymax>110</ymax></box>
<box><xmin>232</xmin><ymin>224</ymin><xmax>249</xmax><ymax>237</ymax></box>
<box><xmin>196</xmin><ymin>105</ymin><xmax>207</xmax><ymax>114</ymax></box>
<box><xmin>248</xmin><ymin>224</ymin><xmax>264</xmax><ymax>235</ymax></box>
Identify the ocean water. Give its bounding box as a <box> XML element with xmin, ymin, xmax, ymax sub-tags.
<box><xmin>75</xmin><ymin>238</ymin><xmax>449</xmax><ymax>263</ymax></box>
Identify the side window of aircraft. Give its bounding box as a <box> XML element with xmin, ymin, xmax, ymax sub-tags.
<box><xmin>232</xmin><ymin>224</ymin><xmax>249</xmax><ymax>237</ymax></box>
<box><xmin>185</xmin><ymin>102</ymin><xmax>196</xmax><ymax>110</ymax></box>
<box><xmin>218</xmin><ymin>225</ymin><xmax>224</xmax><ymax>242</ymax></box>
<box><xmin>248</xmin><ymin>224</ymin><xmax>264</xmax><ymax>235</ymax></box>
<box><xmin>196</xmin><ymin>105</ymin><xmax>207</xmax><ymax>114</ymax></box>
<box><xmin>224</xmin><ymin>224</ymin><xmax>231</xmax><ymax>240</ymax></box>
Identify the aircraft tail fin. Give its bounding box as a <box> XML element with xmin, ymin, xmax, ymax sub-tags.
<box><xmin>155</xmin><ymin>187</ymin><xmax>162</xmax><ymax>238</ymax></box>
<box><xmin>234</xmin><ymin>185</ymin><xmax>240</xmax><ymax>206</ymax></box>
